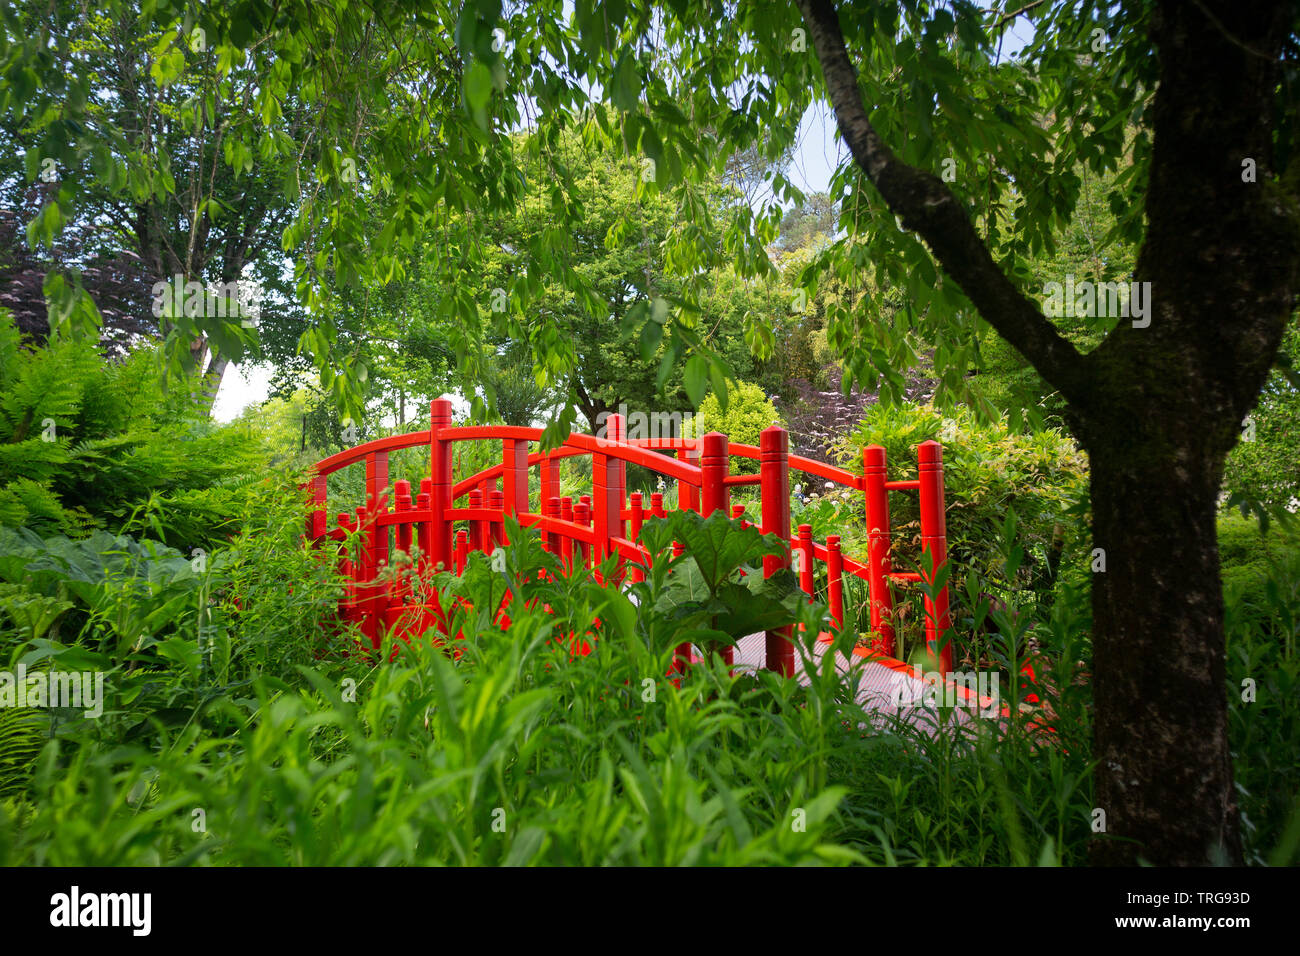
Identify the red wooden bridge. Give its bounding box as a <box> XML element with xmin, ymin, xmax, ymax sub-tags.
<box><xmin>306</xmin><ymin>398</ymin><xmax>977</xmax><ymax>713</ymax></box>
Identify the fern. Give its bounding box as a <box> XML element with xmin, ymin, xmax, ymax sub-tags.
<box><xmin>0</xmin><ymin>709</ymin><xmax>44</xmax><ymax>800</ymax></box>
<box><xmin>0</xmin><ymin>309</ymin><xmax>265</xmax><ymax>546</ymax></box>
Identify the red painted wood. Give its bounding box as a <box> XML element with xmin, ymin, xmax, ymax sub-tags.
<box><xmin>761</xmin><ymin>424</ymin><xmax>793</xmax><ymax>676</ymax></box>
<box><xmin>827</xmin><ymin>534</ymin><xmax>844</xmax><ymax>631</ymax></box>
<box><xmin>560</xmin><ymin>497</ymin><xmax>574</xmax><ymax>572</ymax></box>
<box><xmin>468</xmin><ymin>488</ymin><xmax>486</xmax><ymax>552</ymax></box>
<box><xmin>539</xmin><ymin>454</ymin><xmax>561</xmax><ymax>513</ymax></box>
<box><xmin>797</xmin><ymin>523</ymin><xmax>815</xmax><ymax>598</ymax></box>
<box><xmin>309</xmin><ymin>473</ymin><xmax>328</xmax><ymax>538</ymax></box>
<box><xmin>365</xmin><ymin>452</ymin><xmax>390</xmax><ymax>640</ymax></box>
<box><xmin>699</xmin><ymin>432</ymin><xmax>729</xmax><ymax>517</ymax></box>
<box><xmin>394</xmin><ymin>480</ymin><xmax>413</xmax><ymax>604</ymax></box>
<box><xmin>310</xmin><ymin>416</ymin><xmax>953</xmax><ymax>685</ymax></box>
<box><xmin>592</xmin><ymin>413</ymin><xmax>625</xmax><ymax>565</ymax></box>
<box><xmin>574</xmin><ymin>499</ymin><xmax>592</xmax><ymax>568</ymax></box>
<box><xmin>863</xmin><ymin>445</ymin><xmax>896</xmax><ymax>657</ymax></box>
<box><xmin>699</xmin><ymin>431</ymin><xmax>732</xmax><ymax>667</ymax></box>
<box><xmin>918</xmin><ymin>440</ymin><xmax>953</xmax><ymax>673</ymax></box>
<box><xmin>489</xmin><ymin>489</ymin><xmax>505</xmax><ymax>548</ymax></box>
<box><xmin>503</xmin><ymin>438</ymin><xmax>529</xmax><ymax>516</ymax></box>
<box><xmin>416</xmin><ymin>486</ymin><xmax>432</xmax><ymax>575</ymax></box>
<box><xmin>429</xmin><ymin>399</ymin><xmax>454</xmax><ymax>573</ymax></box>
<box><xmin>680</xmin><ymin>443</ymin><xmax>701</xmax><ymax>512</ymax></box>
<box><xmin>542</xmin><ymin>496</ymin><xmax>560</xmax><ymax>553</ymax></box>
<box><xmin>627</xmin><ymin>492</ymin><xmax>645</xmax><ymax>583</ymax></box>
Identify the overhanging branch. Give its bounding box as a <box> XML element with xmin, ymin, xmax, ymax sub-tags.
<box><xmin>797</xmin><ymin>0</ymin><xmax>1093</xmax><ymax>410</ymax></box>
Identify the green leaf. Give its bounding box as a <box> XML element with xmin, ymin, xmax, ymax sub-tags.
<box><xmin>684</xmin><ymin>354</ymin><xmax>707</xmax><ymax>407</ymax></box>
<box><xmin>465</xmin><ymin>61</ymin><xmax>493</xmax><ymax>113</ymax></box>
<box><xmin>611</xmin><ymin>52</ymin><xmax>640</xmax><ymax>111</ymax></box>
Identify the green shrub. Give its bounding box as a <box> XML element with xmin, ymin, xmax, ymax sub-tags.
<box><xmin>830</xmin><ymin>402</ymin><xmax>1089</xmax><ymax>615</ymax></box>
<box><xmin>687</xmin><ymin>379</ymin><xmax>783</xmax><ymax>469</ymax></box>
<box><xmin>1219</xmin><ymin>512</ymin><xmax>1300</xmax><ymax>645</ymax></box>
<box><xmin>1223</xmin><ymin>319</ymin><xmax>1300</xmax><ymax>510</ymax></box>
<box><xmin>0</xmin><ymin>310</ymin><xmax>265</xmax><ymax>548</ymax></box>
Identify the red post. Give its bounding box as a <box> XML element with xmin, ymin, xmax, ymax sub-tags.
<box><xmin>544</xmin><ymin>496</ymin><xmax>562</xmax><ymax>555</ymax></box>
<box><xmin>394</xmin><ymin>480</ymin><xmax>413</xmax><ymax>554</ymax></box>
<box><xmin>503</xmin><ymin>438</ymin><xmax>529</xmax><ymax>517</ymax></box>
<box><xmin>429</xmin><ymin>398</ymin><xmax>454</xmax><ymax>573</ymax></box>
<box><xmin>760</xmin><ymin>424</ymin><xmax>793</xmax><ymax>676</ymax></box>
<box><xmin>592</xmin><ymin>413</ymin><xmax>626</xmax><ymax>564</ymax></box>
<box><xmin>455</xmin><ymin>529</ymin><xmax>468</xmax><ymax>574</ymax></box>
<box><xmin>628</xmin><ymin>492</ymin><xmax>645</xmax><ymax>583</ymax></box>
<box><xmin>699</xmin><ymin>432</ymin><xmax>729</xmax><ymax>517</ymax></box>
<box><xmin>629</xmin><ymin>492</ymin><xmax>644</xmax><ymax>539</ymax></box>
<box><xmin>337</xmin><ymin>512</ymin><xmax>358</xmax><ymax>628</ymax></box>
<box><xmin>650</xmin><ymin>492</ymin><xmax>665</xmax><ymax>518</ymax></box>
<box><xmin>560</xmin><ymin>496</ymin><xmax>574</xmax><ymax>572</ymax></box>
<box><xmin>680</xmin><ymin>442</ymin><xmax>701</xmax><ymax>512</ymax></box>
<box><xmin>797</xmin><ymin>523</ymin><xmax>815</xmax><ymax>598</ymax></box>
<box><xmin>394</xmin><ymin>480</ymin><xmax>413</xmax><ymax>604</ymax></box>
<box><xmin>918</xmin><ymin>440</ymin><xmax>953</xmax><ymax>673</ymax></box>
<box><xmin>863</xmin><ymin>445</ymin><xmax>896</xmax><ymax>657</ymax></box>
<box><xmin>574</xmin><ymin>499</ymin><xmax>592</xmax><ymax>568</ymax></box>
<box><xmin>356</xmin><ymin>504</ymin><xmax>379</xmax><ymax>648</ymax></box>
<box><xmin>539</xmin><ymin>454</ymin><xmax>560</xmax><ymax>514</ymax></box>
<box><xmin>416</xmin><ymin>480</ymin><xmax>432</xmax><ymax>575</ymax></box>
<box><xmin>699</xmin><ymin>431</ymin><xmax>731</xmax><ymax>664</ymax></box>
<box><xmin>366</xmin><ymin>449</ymin><xmax>390</xmax><ymax>575</ymax></box>
<box><xmin>467</xmin><ymin>489</ymin><xmax>485</xmax><ymax>553</ymax></box>
<box><xmin>489</xmin><ymin>489</ymin><xmax>505</xmax><ymax>548</ymax></box>
<box><xmin>827</xmin><ymin>535</ymin><xmax>844</xmax><ymax>634</ymax></box>
<box><xmin>308</xmin><ymin>473</ymin><xmax>327</xmax><ymax>539</ymax></box>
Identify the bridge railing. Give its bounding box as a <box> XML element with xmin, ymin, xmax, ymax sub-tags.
<box><xmin>306</xmin><ymin>397</ymin><xmax>953</xmax><ymax>673</ymax></box>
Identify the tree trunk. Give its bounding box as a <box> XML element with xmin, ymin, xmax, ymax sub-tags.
<box><xmin>198</xmin><ymin>354</ymin><xmax>230</xmax><ymax>418</ymax></box>
<box><xmin>797</xmin><ymin>0</ymin><xmax>1300</xmax><ymax>865</ymax></box>
<box><xmin>1087</xmin><ymin>436</ymin><xmax>1239</xmax><ymax>864</ymax></box>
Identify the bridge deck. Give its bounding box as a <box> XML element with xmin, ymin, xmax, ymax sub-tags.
<box><xmin>728</xmin><ymin>632</ymin><xmax>997</xmax><ymax>730</ymax></box>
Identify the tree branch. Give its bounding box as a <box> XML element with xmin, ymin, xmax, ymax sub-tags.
<box><xmin>797</xmin><ymin>0</ymin><xmax>1093</xmax><ymax>410</ymax></box>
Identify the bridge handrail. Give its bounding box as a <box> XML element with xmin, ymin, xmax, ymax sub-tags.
<box><xmin>307</xmin><ymin>398</ymin><xmax>952</xmax><ymax>675</ymax></box>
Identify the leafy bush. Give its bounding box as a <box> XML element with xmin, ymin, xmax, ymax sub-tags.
<box><xmin>1224</xmin><ymin>532</ymin><xmax>1300</xmax><ymax>863</ymax></box>
<box><xmin>687</xmin><ymin>379</ymin><xmax>783</xmax><ymax>471</ymax></box>
<box><xmin>1223</xmin><ymin>319</ymin><xmax>1300</xmax><ymax>510</ymax></box>
<box><xmin>831</xmin><ymin>402</ymin><xmax>1089</xmax><ymax>612</ymax></box>
<box><xmin>0</xmin><ymin>311</ymin><xmax>264</xmax><ymax>548</ymax></box>
<box><xmin>1218</xmin><ymin>512</ymin><xmax>1300</xmax><ymax>645</ymax></box>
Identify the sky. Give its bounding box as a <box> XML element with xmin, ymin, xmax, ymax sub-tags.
<box><xmin>212</xmin><ymin>16</ymin><xmax>1035</xmax><ymax>423</ymax></box>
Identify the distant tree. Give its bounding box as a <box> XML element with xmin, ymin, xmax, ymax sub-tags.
<box><xmin>777</xmin><ymin>192</ymin><xmax>839</xmax><ymax>250</ymax></box>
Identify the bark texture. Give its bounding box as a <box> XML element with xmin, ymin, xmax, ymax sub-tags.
<box><xmin>797</xmin><ymin>0</ymin><xmax>1300</xmax><ymax>863</ymax></box>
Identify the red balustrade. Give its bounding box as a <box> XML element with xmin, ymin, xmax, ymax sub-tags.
<box><xmin>304</xmin><ymin>398</ymin><xmax>953</xmax><ymax>673</ymax></box>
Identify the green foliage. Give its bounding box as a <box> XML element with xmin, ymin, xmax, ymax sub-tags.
<box><xmin>0</xmin><ymin>483</ymin><xmax>1293</xmax><ymax>866</ymax></box>
<box><xmin>1225</xmin><ymin>533</ymin><xmax>1300</xmax><ymax>863</ymax></box>
<box><xmin>641</xmin><ymin>510</ymin><xmax>801</xmax><ymax>647</ymax></box>
<box><xmin>966</xmin><ymin>159</ymin><xmax>1139</xmax><ymax>429</ymax></box>
<box><xmin>0</xmin><ymin>311</ymin><xmax>265</xmax><ymax>548</ymax></box>
<box><xmin>1223</xmin><ymin>320</ymin><xmax>1300</xmax><ymax>511</ymax></box>
<box><xmin>686</xmin><ymin>380</ymin><xmax>783</xmax><ymax>474</ymax></box>
<box><xmin>1218</xmin><ymin>512</ymin><xmax>1300</xmax><ymax>647</ymax></box>
<box><xmin>833</xmin><ymin>402</ymin><xmax>1089</xmax><ymax>603</ymax></box>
